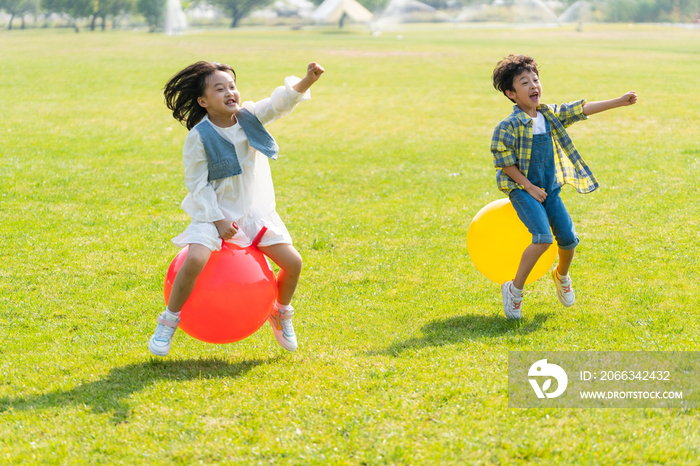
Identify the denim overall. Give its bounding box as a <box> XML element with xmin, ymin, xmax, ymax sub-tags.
<box><xmin>509</xmin><ymin>117</ymin><xmax>579</xmax><ymax>250</ymax></box>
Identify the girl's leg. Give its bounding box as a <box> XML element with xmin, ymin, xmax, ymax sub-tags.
<box><xmin>149</xmin><ymin>244</ymin><xmax>211</xmax><ymax>357</ymax></box>
<box><xmin>257</xmin><ymin>243</ymin><xmax>303</xmax><ymax>306</ymax></box>
<box><xmin>167</xmin><ymin>244</ymin><xmax>212</xmax><ymax>312</ymax></box>
<box><xmin>513</xmin><ymin>243</ymin><xmax>552</xmax><ymax>290</ymax></box>
<box><xmin>257</xmin><ymin>243</ymin><xmax>302</xmax><ymax>352</ymax></box>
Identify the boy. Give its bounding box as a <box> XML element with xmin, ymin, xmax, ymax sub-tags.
<box><xmin>491</xmin><ymin>54</ymin><xmax>637</xmax><ymax>319</ymax></box>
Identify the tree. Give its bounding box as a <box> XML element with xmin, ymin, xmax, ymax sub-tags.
<box><xmin>110</xmin><ymin>0</ymin><xmax>135</xmax><ymax>28</ymax></box>
<box><xmin>210</xmin><ymin>0</ymin><xmax>275</xmax><ymax>27</ymax></box>
<box><xmin>89</xmin><ymin>0</ymin><xmax>112</xmax><ymax>30</ymax></box>
<box><xmin>1</xmin><ymin>0</ymin><xmax>39</xmax><ymax>29</ymax></box>
<box><xmin>88</xmin><ymin>0</ymin><xmax>134</xmax><ymax>30</ymax></box>
<box><xmin>22</xmin><ymin>0</ymin><xmax>40</xmax><ymax>27</ymax></box>
<box><xmin>137</xmin><ymin>0</ymin><xmax>165</xmax><ymax>31</ymax></box>
<box><xmin>42</xmin><ymin>0</ymin><xmax>93</xmax><ymax>31</ymax></box>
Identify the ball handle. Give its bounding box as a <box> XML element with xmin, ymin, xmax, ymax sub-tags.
<box><xmin>251</xmin><ymin>226</ymin><xmax>268</xmax><ymax>249</ymax></box>
<box><xmin>220</xmin><ymin>226</ymin><xmax>268</xmax><ymax>250</ymax></box>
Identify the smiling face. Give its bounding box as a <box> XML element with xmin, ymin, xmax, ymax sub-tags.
<box><xmin>505</xmin><ymin>70</ymin><xmax>542</xmax><ymax>117</ymax></box>
<box><xmin>197</xmin><ymin>70</ymin><xmax>241</xmax><ymax>124</ymax></box>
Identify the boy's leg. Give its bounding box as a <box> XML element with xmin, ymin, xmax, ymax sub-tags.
<box><xmin>149</xmin><ymin>244</ymin><xmax>212</xmax><ymax>356</ymax></box>
<box><xmin>510</xmin><ymin>189</ymin><xmax>554</xmax><ymax>289</ymax></box>
<box><xmin>551</xmin><ymin>247</ymin><xmax>576</xmax><ymax>307</ymax></box>
<box><xmin>543</xmin><ymin>191</ymin><xmax>578</xmax><ymax>306</ymax></box>
<box><xmin>502</xmin><ymin>242</ymin><xmax>551</xmax><ymax>319</ymax></box>
<box><xmin>258</xmin><ymin>243</ymin><xmax>303</xmax><ymax>351</ymax></box>
<box><xmin>513</xmin><ymin>243</ymin><xmax>552</xmax><ymax>289</ymax></box>
<box><xmin>557</xmin><ymin>248</ymin><xmax>575</xmax><ymax>277</ymax></box>
<box><xmin>505</xmin><ymin>190</ymin><xmax>554</xmax><ymax>318</ymax></box>
<box><xmin>542</xmin><ymin>190</ymin><xmax>579</xmax><ymax>257</ymax></box>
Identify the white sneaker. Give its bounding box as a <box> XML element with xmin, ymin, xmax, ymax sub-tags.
<box><xmin>269</xmin><ymin>306</ymin><xmax>297</xmax><ymax>352</ymax></box>
<box><xmin>552</xmin><ymin>269</ymin><xmax>575</xmax><ymax>307</ymax></box>
<box><xmin>501</xmin><ymin>281</ymin><xmax>523</xmax><ymax>319</ymax></box>
<box><xmin>148</xmin><ymin>311</ymin><xmax>180</xmax><ymax>356</ymax></box>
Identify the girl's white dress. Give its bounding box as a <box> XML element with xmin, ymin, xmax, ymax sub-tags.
<box><xmin>172</xmin><ymin>76</ymin><xmax>310</xmax><ymax>251</ymax></box>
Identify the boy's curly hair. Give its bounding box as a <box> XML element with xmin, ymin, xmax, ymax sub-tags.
<box><xmin>492</xmin><ymin>54</ymin><xmax>539</xmax><ymax>103</ymax></box>
<box><xmin>163</xmin><ymin>61</ymin><xmax>237</xmax><ymax>130</ymax></box>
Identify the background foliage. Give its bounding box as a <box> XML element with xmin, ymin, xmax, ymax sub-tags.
<box><xmin>2</xmin><ymin>0</ymin><xmax>700</xmax><ymax>30</ymax></box>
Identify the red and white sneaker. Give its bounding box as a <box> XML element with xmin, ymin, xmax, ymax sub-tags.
<box><xmin>552</xmin><ymin>269</ymin><xmax>575</xmax><ymax>307</ymax></box>
<box><xmin>148</xmin><ymin>311</ymin><xmax>180</xmax><ymax>356</ymax></box>
<box><xmin>269</xmin><ymin>306</ymin><xmax>297</xmax><ymax>352</ymax></box>
<box><xmin>501</xmin><ymin>281</ymin><xmax>523</xmax><ymax>319</ymax></box>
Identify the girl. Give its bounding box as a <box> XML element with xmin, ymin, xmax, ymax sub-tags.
<box><xmin>149</xmin><ymin>61</ymin><xmax>324</xmax><ymax>355</ymax></box>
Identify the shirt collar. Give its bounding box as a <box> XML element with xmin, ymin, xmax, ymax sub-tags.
<box><xmin>512</xmin><ymin>103</ymin><xmax>551</xmax><ymax>125</ymax></box>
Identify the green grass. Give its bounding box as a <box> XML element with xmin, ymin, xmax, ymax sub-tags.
<box><xmin>1</xmin><ymin>23</ymin><xmax>699</xmax><ymax>464</ymax></box>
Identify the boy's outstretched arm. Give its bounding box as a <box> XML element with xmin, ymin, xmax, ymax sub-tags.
<box><xmin>583</xmin><ymin>91</ymin><xmax>637</xmax><ymax>116</ymax></box>
<box><xmin>293</xmin><ymin>62</ymin><xmax>325</xmax><ymax>94</ymax></box>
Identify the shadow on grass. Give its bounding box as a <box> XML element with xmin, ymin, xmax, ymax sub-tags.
<box><xmin>374</xmin><ymin>312</ymin><xmax>552</xmax><ymax>356</ymax></box>
<box><xmin>0</xmin><ymin>357</ymin><xmax>276</xmax><ymax>424</ymax></box>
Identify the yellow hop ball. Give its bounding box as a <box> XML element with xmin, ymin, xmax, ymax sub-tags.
<box><xmin>467</xmin><ymin>199</ymin><xmax>557</xmax><ymax>285</ymax></box>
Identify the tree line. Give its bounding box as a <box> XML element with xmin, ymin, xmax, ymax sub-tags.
<box><xmin>0</xmin><ymin>0</ymin><xmax>286</xmax><ymax>31</ymax></box>
<box><xmin>1</xmin><ymin>0</ymin><xmax>699</xmax><ymax>31</ymax></box>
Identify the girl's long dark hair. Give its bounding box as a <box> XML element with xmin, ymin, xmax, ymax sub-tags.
<box><xmin>163</xmin><ymin>61</ymin><xmax>237</xmax><ymax>130</ymax></box>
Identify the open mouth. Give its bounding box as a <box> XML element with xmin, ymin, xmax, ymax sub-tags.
<box><xmin>226</xmin><ymin>99</ymin><xmax>237</xmax><ymax>106</ymax></box>
<box><xmin>529</xmin><ymin>92</ymin><xmax>539</xmax><ymax>101</ymax></box>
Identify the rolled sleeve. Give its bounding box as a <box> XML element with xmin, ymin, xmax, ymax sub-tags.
<box><xmin>283</xmin><ymin>75</ymin><xmax>311</xmax><ymax>103</ymax></box>
<box><xmin>556</xmin><ymin>99</ymin><xmax>588</xmax><ymax>128</ymax></box>
<box><xmin>182</xmin><ymin>131</ymin><xmax>224</xmax><ymax>223</ymax></box>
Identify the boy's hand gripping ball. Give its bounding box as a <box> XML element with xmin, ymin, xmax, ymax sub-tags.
<box><xmin>164</xmin><ymin>227</ymin><xmax>277</xmax><ymax>344</ymax></box>
<box><xmin>467</xmin><ymin>199</ymin><xmax>556</xmax><ymax>285</ymax></box>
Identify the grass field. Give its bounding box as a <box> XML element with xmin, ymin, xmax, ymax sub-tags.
<box><xmin>1</xmin><ymin>23</ymin><xmax>699</xmax><ymax>464</ymax></box>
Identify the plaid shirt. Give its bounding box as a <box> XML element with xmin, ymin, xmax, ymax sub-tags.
<box><xmin>491</xmin><ymin>99</ymin><xmax>599</xmax><ymax>195</ymax></box>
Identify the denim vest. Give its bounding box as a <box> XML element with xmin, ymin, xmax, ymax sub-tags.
<box><xmin>194</xmin><ymin>108</ymin><xmax>279</xmax><ymax>182</ymax></box>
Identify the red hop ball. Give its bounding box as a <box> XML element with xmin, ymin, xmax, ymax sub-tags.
<box><xmin>164</xmin><ymin>230</ymin><xmax>277</xmax><ymax>344</ymax></box>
